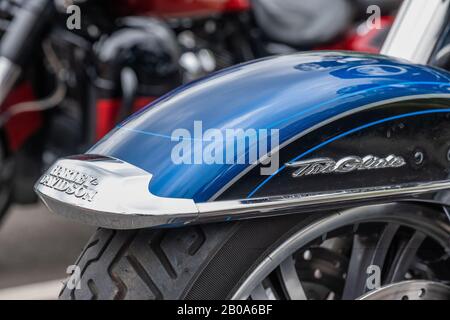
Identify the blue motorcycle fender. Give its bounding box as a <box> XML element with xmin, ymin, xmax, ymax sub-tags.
<box><xmin>91</xmin><ymin>51</ymin><xmax>450</xmax><ymax>200</ymax></box>
<box><xmin>34</xmin><ymin>51</ymin><xmax>450</xmax><ymax>229</ymax></box>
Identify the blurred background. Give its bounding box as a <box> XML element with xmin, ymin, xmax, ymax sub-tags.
<box><xmin>0</xmin><ymin>0</ymin><xmax>402</xmax><ymax>298</ymax></box>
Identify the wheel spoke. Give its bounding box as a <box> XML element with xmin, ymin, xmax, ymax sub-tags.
<box><xmin>385</xmin><ymin>231</ymin><xmax>426</xmax><ymax>283</ymax></box>
<box><xmin>342</xmin><ymin>223</ymin><xmax>401</xmax><ymax>299</ymax></box>
<box><xmin>235</xmin><ymin>207</ymin><xmax>449</xmax><ymax>301</ymax></box>
<box><xmin>278</xmin><ymin>255</ymin><xmax>307</xmax><ymax>300</ymax></box>
<box><xmin>370</xmin><ymin>223</ymin><xmax>400</xmax><ymax>268</ymax></box>
<box><xmin>342</xmin><ymin>234</ymin><xmax>375</xmax><ymax>299</ymax></box>
<box><xmin>250</xmin><ymin>283</ymin><xmax>274</xmax><ymax>300</ymax></box>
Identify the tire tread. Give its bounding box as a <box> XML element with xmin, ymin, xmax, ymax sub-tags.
<box><xmin>60</xmin><ymin>224</ymin><xmax>234</xmax><ymax>300</ymax></box>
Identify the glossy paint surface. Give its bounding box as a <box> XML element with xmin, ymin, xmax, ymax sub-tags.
<box><xmin>89</xmin><ymin>51</ymin><xmax>450</xmax><ymax>202</ymax></box>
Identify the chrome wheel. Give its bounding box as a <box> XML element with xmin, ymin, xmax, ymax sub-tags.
<box><xmin>233</xmin><ymin>204</ymin><xmax>450</xmax><ymax>300</ymax></box>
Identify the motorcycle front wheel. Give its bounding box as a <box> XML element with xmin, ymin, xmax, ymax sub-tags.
<box><xmin>60</xmin><ymin>203</ymin><xmax>450</xmax><ymax>300</ymax></box>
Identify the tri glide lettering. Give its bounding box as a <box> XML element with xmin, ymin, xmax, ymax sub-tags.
<box><xmin>39</xmin><ymin>165</ymin><xmax>99</xmax><ymax>202</ymax></box>
<box><xmin>286</xmin><ymin>154</ymin><xmax>406</xmax><ymax>178</ymax></box>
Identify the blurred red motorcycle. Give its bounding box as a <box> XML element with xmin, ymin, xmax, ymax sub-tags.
<box><xmin>0</xmin><ymin>0</ymin><xmax>401</xmax><ymax>219</ymax></box>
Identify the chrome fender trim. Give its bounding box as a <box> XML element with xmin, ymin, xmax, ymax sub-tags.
<box><xmin>34</xmin><ymin>155</ymin><xmax>199</xmax><ymax>229</ymax></box>
<box><xmin>35</xmin><ymin>155</ymin><xmax>450</xmax><ymax>230</ymax></box>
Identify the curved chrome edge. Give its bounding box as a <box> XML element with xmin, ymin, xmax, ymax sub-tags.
<box><xmin>35</xmin><ymin>155</ymin><xmax>450</xmax><ymax>229</ymax></box>
<box><xmin>197</xmin><ymin>181</ymin><xmax>450</xmax><ymax>220</ymax></box>
<box><xmin>0</xmin><ymin>57</ymin><xmax>21</xmax><ymax>107</ymax></box>
<box><xmin>34</xmin><ymin>155</ymin><xmax>199</xmax><ymax>229</ymax></box>
<box><xmin>381</xmin><ymin>0</ymin><xmax>450</xmax><ymax>64</ymax></box>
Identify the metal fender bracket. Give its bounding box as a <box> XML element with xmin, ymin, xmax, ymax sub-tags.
<box><xmin>35</xmin><ymin>155</ymin><xmax>450</xmax><ymax>230</ymax></box>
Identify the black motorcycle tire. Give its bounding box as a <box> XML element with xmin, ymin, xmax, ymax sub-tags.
<box><xmin>0</xmin><ymin>135</ymin><xmax>13</xmax><ymax>222</ymax></box>
<box><xmin>60</xmin><ymin>203</ymin><xmax>449</xmax><ymax>300</ymax></box>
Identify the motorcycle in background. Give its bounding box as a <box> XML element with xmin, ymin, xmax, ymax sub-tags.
<box><xmin>0</xmin><ymin>0</ymin><xmax>246</xmax><ymax>220</ymax></box>
<box><xmin>0</xmin><ymin>0</ymin><xmax>402</xmax><ymax>222</ymax></box>
<box><xmin>34</xmin><ymin>0</ymin><xmax>450</xmax><ymax>300</ymax></box>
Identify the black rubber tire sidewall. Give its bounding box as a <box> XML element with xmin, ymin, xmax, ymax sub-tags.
<box><xmin>60</xmin><ymin>213</ymin><xmax>320</xmax><ymax>300</ymax></box>
<box><xmin>60</xmin><ymin>203</ymin><xmax>449</xmax><ymax>300</ymax></box>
